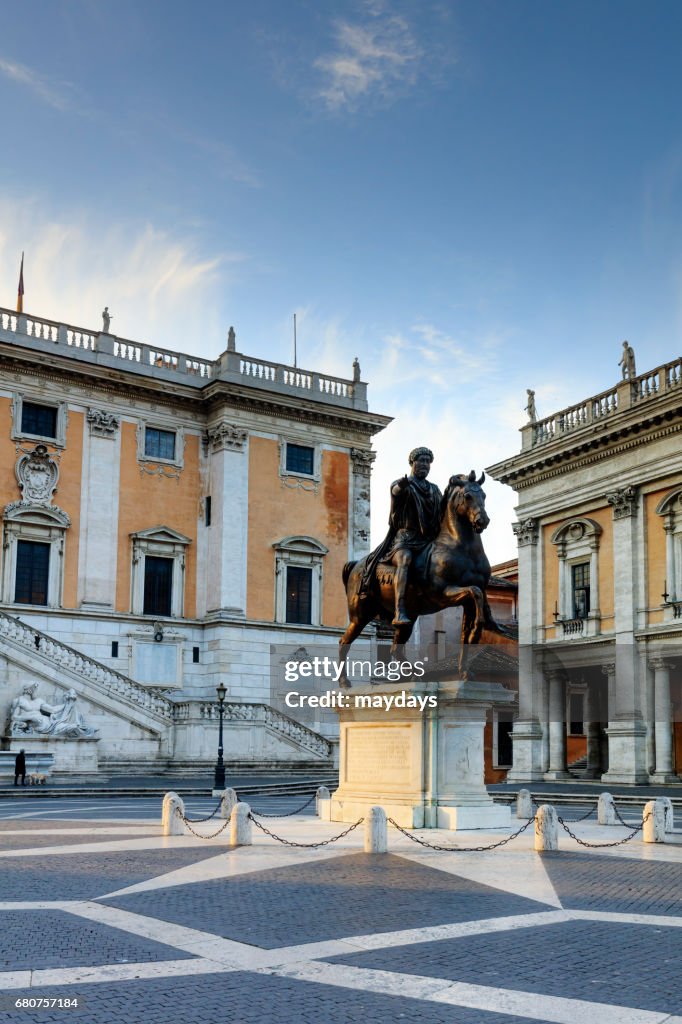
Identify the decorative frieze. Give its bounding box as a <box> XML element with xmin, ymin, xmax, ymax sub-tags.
<box><xmin>87</xmin><ymin>408</ymin><xmax>120</xmax><ymax>437</ymax></box>
<box><xmin>607</xmin><ymin>485</ymin><xmax>638</xmax><ymax>519</ymax></box>
<box><xmin>206</xmin><ymin>423</ymin><xmax>248</xmax><ymax>452</ymax></box>
<box><xmin>512</xmin><ymin>518</ymin><xmax>539</xmax><ymax>547</ymax></box>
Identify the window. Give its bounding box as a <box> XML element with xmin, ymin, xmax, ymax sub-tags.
<box><xmin>14</xmin><ymin>540</ymin><xmax>50</xmax><ymax>605</ymax></box>
<box><xmin>273</xmin><ymin>536</ymin><xmax>328</xmax><ymax>626</ymax></box>
<box><xmin>569</xmin><ymin>692</ymin><xmax>584</xmax><ymax>735</ymax></box>
<box><xmin>1</xmin><ymin>505</ymin><xmax>69</xmax><ymax>608</ymax></box>
<box><xmin>143</xmin><ymin>556</ymin><xmax>173</xmax><ymax>616</ymax></box>
<box><xmin>111</xmin><ymin>641</ymin><xmax>119</xmax><ymax>658</ymax></box>
<box><xmin>21</xmin><ymin>402</ymin><xmax>57</xmax><ymax>439</ymax></box>
<box><xmin>286</xmin><ymin>566</ymin><xmax>313</xmax><ymax>624</ymax></box>
<box><xmin>192</xmin><ymin>646</ymin><xmax>200</xmax><ymax>663</ymax></box>
<box><xmin>205</xmin><ymin>496</ymin><xmax>212</xmax><ymax>527</ymax></box>
<box><xmin>11</xmin><ymin>395</ymin><xmax>68</xmax><ymax>447</ymax></box>
<box><xmin>572</xmin><ymin>562</ymin><xmax>590</xmax><ymax>619</ymax></box>
<box><xmin>286</xmin><ymin>443</ymin><xmax>314</xmax><ymax>475</ymax></box>
<box><xmin>145</xmin><ymin>428</ymin><xmax>176</xmax><ymax>461</ymax></box>
<box><xmin>495</xmin><ymin>715</ymin><xmax>514</xmax><ymax>768</ymax></box>
<box><xmin>130</xmin><ymin>526</ymin><xmax>191</xmax><ymax>618</ymax></box>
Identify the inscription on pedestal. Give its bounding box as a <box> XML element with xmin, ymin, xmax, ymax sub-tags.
<box><xmin>345</xmin><ymin>726</ymin><xmax>412</xmax><ymax>786</ymax></box>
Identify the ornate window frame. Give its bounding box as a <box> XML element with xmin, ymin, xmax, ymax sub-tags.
<box><xmin>130</xmin><ymin>526</ymin><xmax>191</xmax><ymax>618</ymax></box>
<box><xmin>655</xmin><ymin>486</ymin><xmax>682</xmax><ymax>616</ymax></box>
<box><xmin>1</xmin><ymin>503</ymin><xmax>71</xmax><ymax>607</ymax></box>
<box><xmin>550</xmin><ymin>518</ymin><xmax>602</xmax><ymax>636</ymax></box>
<box><xmin>278</xmin><ymin>438</ymin><xmax>321</xmax><ymax>490</ymax></box>
<box><xmin>136</xmin><ymin>421</ymin><xmax>185</xmax><ymax>471</ymax></box>
<box><xmin>273</xmin><ymin>536</ymin><xmax>328</xmax><ymax>626</ymax></box>
<box><xmin>11</xmin><ymin>394</ymin><xmax>68</xmax><ymax>448</ymax></box>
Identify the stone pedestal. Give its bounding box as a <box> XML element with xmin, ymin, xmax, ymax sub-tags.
<box><xmin>330</xmin><ymin>679</ymin><xmax>512</xmax><ymax>831</ymax></box>
<box><xmin>9</xmin><ymin>735</ymin><xmax>99</xmax><ymax>773</ymax></box>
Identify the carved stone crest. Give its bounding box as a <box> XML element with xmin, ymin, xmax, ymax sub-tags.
<box><xmin>87</xmin><ymin>408</ymin><xmax>120</xmax><ymax>437</ymax></box>
<box><xmin>15</xmin><ymin>445</ymin><xmax>58</xmax><ymax>505</ymax></box>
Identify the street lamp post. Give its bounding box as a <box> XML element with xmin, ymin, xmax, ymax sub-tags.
<box><xmin>214</xmin><ymin>683</ymin><xmax>227</xmax><ymax>791</ymax></box>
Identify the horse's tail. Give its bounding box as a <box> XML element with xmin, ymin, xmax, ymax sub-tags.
<box><xmin>342</xmin><ymin>560</ymin><xmax>358</xmax><ymax>588</ymax></box>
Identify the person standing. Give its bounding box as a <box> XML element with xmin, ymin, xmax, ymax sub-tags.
<box><xmin>14</xmin><ymin>749</ymin><xmax>26</xmax><ymax>786</ymax></box>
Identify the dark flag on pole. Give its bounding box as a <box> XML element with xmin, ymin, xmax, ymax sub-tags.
<box><xmin>16</xmin><ymin>253</ymin><xmax>24</xmax><ymax>314</ymax></box>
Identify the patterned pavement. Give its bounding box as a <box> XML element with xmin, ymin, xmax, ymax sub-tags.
<box><xmin>1</xmin><ymin>796</ymin><xmax>681</xmax><ymax>1024</ymax></box>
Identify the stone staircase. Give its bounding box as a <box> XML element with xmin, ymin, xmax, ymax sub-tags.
<box><xmin>0</xmin><ymin>611</ymin><xmax>333</xmax><ymax>766</ymax></box>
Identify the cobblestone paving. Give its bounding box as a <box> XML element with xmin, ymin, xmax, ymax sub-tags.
<box><xmin>326</xmin><ymin>917</ymin><xmax>682</xmax><ymax>1014</ymax></box>
<box><xmin>104</xmin><ymin>852</ymin><xmax>550</xmax><ymax>948</ymax></box>
<box><xmin>0</xmin><ymin>911</ymin><xmax>195</xmax><ymax>971</ymax></box>
<box><xmin>0</xmin><ymin>831</ymin><xmax>159</xmax><ymax>850</ymax></box>
<box><xmin>0</xmin><ymin>847</ymin><xmax>226</xmax><ymax>900</ymax></box>
<box><xmin>541</xmin><ymin>849</ymin><xmax>682</xmax><ymax>915</ymax></box>
<box><xmin>0</xmin><ymin>972</ymin><xmax>549</xmax><ymax>1024</ymax></box>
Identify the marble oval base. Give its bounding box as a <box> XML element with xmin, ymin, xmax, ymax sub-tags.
<box><xmin>329</xmin><ymin>679</ymin><xmax>513</xmax><ymax>831</ymax></box>
<box><xmin>8</xmin><ymin>735</ymin><xmax>99</xmax><ymax>773</ymax></box>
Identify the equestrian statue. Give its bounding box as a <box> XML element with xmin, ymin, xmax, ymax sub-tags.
<box><xmin>340</xmin><ymin>446</ymin><xmax>513</xmax><ymax>679</ymax></box>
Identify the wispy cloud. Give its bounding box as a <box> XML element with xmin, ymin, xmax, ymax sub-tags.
<box><xmin>0</xmin><ymin>196</ymin><xmax>246</xmax><ymax>356</ymax></box>
<box><xmin>314</xmin><ymin>4</ymin><xmax>425</xmax><ymax>112</ymax></box>
<box><xmin>0</xmin><ymin>56</ymin><xmax>75</xmax><ymax>112</ymax></box>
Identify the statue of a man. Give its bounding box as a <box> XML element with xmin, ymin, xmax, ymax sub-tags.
<box><xmin>352</xmin><ymin>357</ymin><xmax>361</xmax><ymax>383</ymax></box>
<box><xmin>102</xmin><ymin>307</ymin><xmax>113</xmax><ymax>333</ymax></box>
<box><xmin>525</xmin><ymin>389</ymin><xmax>537</xmax><ymax>423</ymax></box>
<box><xmin>361</xmin><ymin>447</ymin><xmax>442</xmax><ymax>625</ymax></box>
<box><xmin>618</xmin><ymin>340</ymin><xmax>636</xmax><ymax>380</ymax></box>
<box><xmin>10</xmin><ymin>683</ymin><xmax>63</xmax><ymax>735</ymax></box>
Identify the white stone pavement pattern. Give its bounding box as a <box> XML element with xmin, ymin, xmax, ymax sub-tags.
<box><xmin>0</xmin><ymin>803</ymin><xmax>681</xmax><ymax>1024</ymax></box>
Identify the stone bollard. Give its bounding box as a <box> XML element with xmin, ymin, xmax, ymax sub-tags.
<box><xmin>516</xmin><ymin>789</ymin><xmax>533</xmax><ymax>819</ymax></box>
<box><xmin>364</xmin><ymin>806</ymin><xmax>388</xmax><ymax>854</ymax></box>
<box><xmin>162</xmin><ymin>792</ymin><xmax>185</xmax><ymax>836</ymax></box>
<box><xmin>230</xmin><ymin>802</ymin><xmax>252</xmax><ymax>846</ymax></box>
<box><xmin>220</xmin><ymin>788</ymin><xmax>238</xmax><ymax>819</ymax></box>
<box><xmin>316</xmin><ymin>786</ymin><xmax>331</xmax><ymax>815</ymax></box>
<box><xmin>642</xmin><ymin>799</ymin><xmax>666</xmax><ymax>844</ymax></box>
<box><xmin>534</xmin><ymin>804</ymin><xmax>559</xmax><ymax>852</ymax></box>
<box><xmin>598</xmin><ymin>792</ymin><xmax>617</xmax><ymax>826</ymax></box>
<box><xmin>660</xmin><ymin>797</ymin><xmax>674</xmax><ymax>833</ymax></box>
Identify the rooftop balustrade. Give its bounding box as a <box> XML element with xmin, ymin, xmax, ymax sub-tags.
<box><xmin>0</xmin><ymin>306</ymin><xmax>368</xmax><ymax>411</ymax></box>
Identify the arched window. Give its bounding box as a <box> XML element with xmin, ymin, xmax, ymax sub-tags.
<box><xmin>272</xmin><ymin>536</ymin><xmax>328</xmax><ymax>625</ymax></box>
<box><xmin>655</xmin><ymin>486</ymin><xmax>682</xmax><ymax>608</ymax></box>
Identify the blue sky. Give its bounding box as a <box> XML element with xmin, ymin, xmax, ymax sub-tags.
<box><xmin>2</xmin><ymin>0</ymin><xmax>682</xmax><ymax>562</ymax></box>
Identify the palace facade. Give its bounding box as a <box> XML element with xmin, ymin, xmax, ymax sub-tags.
<box><xmin>488</xmin><ymin>353</ymin><xmax>682</xmax><ymax>784</ymax></box>
<box><xmin>0</xmin><ymin>306</ymin><xmax>390</xmax><ymax>775</ymax></box>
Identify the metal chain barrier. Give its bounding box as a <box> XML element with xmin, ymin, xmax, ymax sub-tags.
<box><xmin>181</xmin><ymin>800</ymin><xmax>223</xmax><ymax>824</ymax></box>
<box><xmin>567</xmin><ymin>803</ymin><xmax>597</xmax><ymax>823</ymax></box>
<box><xmin>250</xmin><ymin>793</ymin><xmax>317</xmax><ymax>818</ymax></box>
<box><xmin>179</xmin><ymin>808</ymin><xmax>232</xmax><ymax>840</ymax></box>
<box><xmin>249</xmin><ymin>813</ymin><xmax>364</xmax><ymax>848</ymax></box>
<box><xmin>556</xmin><ymin>810</ymin><xmax>650</xmax><ymax>849</ymax></box>
<box><xmin>387</xmin><ymin>815</ymin><xmax>534</xmax><ymax>852</ymax></box>
<box><xmin>613</xmin><ymin>804</ymin><xmax>638</xmax><ymax>828</ymax></box>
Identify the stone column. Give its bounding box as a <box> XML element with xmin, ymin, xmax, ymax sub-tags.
<box><xmin>205</xmin><ymin>422</ymin><xmax>249</xmax><ymax>617</ymax></box>
<box><xmin>649</xmin><ymin>657</ymin><xmax>677</xmax><ymax>783</ymax></box>
<box><xmin>544</xmin><ymin>670</ymin><xmax>568</xmax><ymax>779</ymax></box>
<box><xmin>508</xmin><ymin>518</ymin><xmax>544</xmax><ymax>782</ymax></box>
<box><xmin>350</xmin><ymin>449</ymin><xmax>375</xmax><ymax>560</ymax></box>
<box><xmin>601</xmin><ymin>486</ymin><xmax>649</xmax><ymax>784</ymax></box>
<box><xmin>78</xmin><ymin>409</ymin><xmax>121</xmax><ymax>609</ymax></box>
<box><xmin>583</xmin><ymin>678</ymin><xmax>602</xmax><ymax>779</ymax></box>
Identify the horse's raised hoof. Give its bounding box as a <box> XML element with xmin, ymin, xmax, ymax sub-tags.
<box><xmin>392</xmin><ymin>615</ymin><xmax>412</xmax><ymax>627</ymax></box>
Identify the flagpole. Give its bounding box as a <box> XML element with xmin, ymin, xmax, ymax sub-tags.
<box><xmin>16</xmin><ymin>252</ymin><xmax>24</xmax><ymax>314</ymax></box>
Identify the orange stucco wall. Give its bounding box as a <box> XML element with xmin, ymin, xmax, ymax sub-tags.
<box><xmin>645</xmin><ymin>486</ymin><xmax>671</xmax><ymax>618</ymax></box>
<box><xmin>0</xmin><ymin>397</ymin><xmax>16</xmax><ymax>511</ymax></box>
<box><xmin>115</xmin><ymin>422</ymin><xmax>199</xmax><ymax>616</ymax></box>
<box><xmin>246</xmin><ymin>437</ymin><xmax>349</xmax><ymax>626</ymax></box>
<box><xmin>542</xmin><ymin>507</ymin><xmax>614</xmax><ymax>630</ymax></box>
<box><xmin>58</xmin><ymin>411</ymin><xmax>84</xmax><ymax>607</ymax></box>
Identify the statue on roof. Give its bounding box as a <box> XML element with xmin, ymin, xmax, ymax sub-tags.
<box><xmin>525</xmin><ymin>389</ymin><xmax>537</xmax><ymax>423</ymax></box>
<box><xmin>618</xmin><ymin>340</ymin><xmax>636</xmax><ymax>380</ymax></box>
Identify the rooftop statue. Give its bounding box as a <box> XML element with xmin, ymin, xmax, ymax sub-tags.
<box><xmin>102</xmin><ymin>307</ymin><xmax>113</xmax><ymax>333</ymax></box>
<box><xmin>525</xmin><ymin>389</ymin><xmax>537</xmax><ymax>423</ymax></box>
<box><xmin>619</xmin><ymin>340</ymin><xmax>636</xmax><ymax>380</ymax></box>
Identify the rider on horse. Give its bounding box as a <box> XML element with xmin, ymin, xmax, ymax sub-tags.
<box><xmin>360</xmin><ymin>446</ymin><xmax>442</xmax><ymax>626</ymax></box>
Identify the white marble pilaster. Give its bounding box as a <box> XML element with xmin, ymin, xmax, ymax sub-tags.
<box><xmin>205</xmin><ymin>423</ymin><xmax>248</xmax><ymax>617</ymax></box>
<box><xmin>77</xmin><ymin>411</ymin><xmax>121</xmax><ymax>609</ymax></box>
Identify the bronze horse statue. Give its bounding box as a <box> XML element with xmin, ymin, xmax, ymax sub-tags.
<box><xmin>340</xmin><ymin>471</ymin><xmax>506</xmax><ymax>676</ymax></box>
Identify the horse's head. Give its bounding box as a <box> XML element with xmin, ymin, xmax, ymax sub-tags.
<box><xmin>444</xmin><ymin>471</ymin><xmax>489</xmax><ymax>533</ymax></box>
